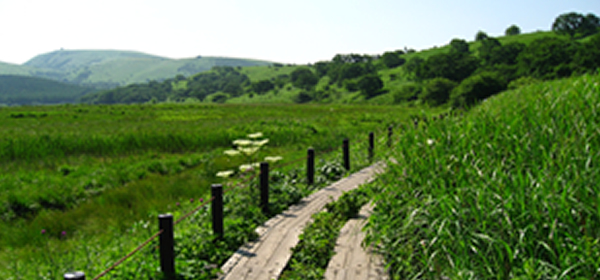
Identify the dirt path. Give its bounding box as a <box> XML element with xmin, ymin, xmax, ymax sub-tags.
<box><xmin>323</xmin><ymin>202</ymin><xmax>388</xmax><ymax>280</ymax></box>
<box><xmin>219</xmin><ymin>162</ymin><xmax>385</xmax><ymax>280</ymax></box>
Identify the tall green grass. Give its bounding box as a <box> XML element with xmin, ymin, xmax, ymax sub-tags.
<box><xmin>366</xmin><ymin>72</ymin><xmax>600</xmax><ymax>279</ymax></box>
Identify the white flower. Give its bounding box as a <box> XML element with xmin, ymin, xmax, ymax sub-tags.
<box><xmin>265</xmin><ymin>156</ymin><xmax>283</xmax><ymax>162</ymax></box>
<box><xmin>239</xmin><ymin>163</ymin><xmax>260</xmax><ymax>172</ymax></box>
<box><xmin>233</xmin><ymin>139</ymin><xmax>252</xmax><ymax>146</ymax></box>
<box><xmin>239</xmin><ymin>146</ymin><xmax>259</xmax><ymax>155</ymax></box>
<box><xmin>252</xmin><ymin>139</ymin><xmax>269</xmax><ymax>146</ymax></box>
<box><xmin>216</xmin><ymin>170</ymin><xmax>234</xmax><ymax>178</ymax></box>
<box><xmin>426</xmin><ymin>139</ymin><xmax>435</xmax><ymax>146</ymax></box>
<box><xmin>247</xmin><ymin>132</ymin><xmax>263</xmax><ymax>139</ymax></box>
<box><xmin>224</xmin><ymin>150</ymin><xmax>240</xmax><ymax>156</ymax></box>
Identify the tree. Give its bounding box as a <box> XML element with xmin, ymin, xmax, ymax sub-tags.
<box><xmin>357</xmin><ymin>74</ymin><xmax>384</xmax><ymax>98</ymax></box>
<box><xmin>251</xmin><ymin>80</ymin><xmax>274</xmax><ymax>94</ymax></box>
<box><xmin>290</xmin><ymin>68</ymin><xmax>319</xmax><ymax>90</ymax></box>
<box><xmin>450</xmin><ymin>39</ymin><xmax>470</xmax><ymax>55</ymax></box>
<box><xmin>517</xmin><ymin>37</ymin><xmax>575</xmax><ymax>79</ymax></box>
<box><xmin>381</xmin><ymin>52</ymin><xmax>406</xmax><ymax>69</ymax></box>
<box><xmin>475</xmin><ymin>31</ymin><xmax>489</xmax><ymax>41</ymax></box>
<box><xmin>419</xmin><ymin>77</ymin><xmax>456</xmax><ymax>106</ymax></box>
<box><xmin>505</xmin><ymin>24</ymin><xmax>521</xmax><ymax>36</ymax></box>
<box><xmin>552</xmin><ymin>12</ymin><xmax>600</xmax><ymax>38</ymax></box>
<box><xmin>450</xmin><ymin>72</ymin><xmax>506</xmax><ymax>108</ymax></box>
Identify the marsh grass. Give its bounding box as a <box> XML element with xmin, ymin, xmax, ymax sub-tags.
<box><xmin>0</xmin><ymin>103</ymin><xmax>420</xmax><ymax>279</ymax></box>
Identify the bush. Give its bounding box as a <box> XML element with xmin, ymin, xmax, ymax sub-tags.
<box><xmin>419</xmin><ymin>77</ymin><xmax>457</xmax><ymax>106</ymax></box>
<box><xmin>381</xmin><ymin>52</ymin><xmax>406</xmax><ymax>69</ymax></box>
<box><xmin>392</xmin><ymin>83</ymin><xmax>422</xmax><ymax>103</ymax></box>
<box><xmin>507</xmin><ymin>76</ymin><xmax>540</xmax><ymax>90</ymax></box>
<box><xmin>357</xmin><ymin>74</ymin><xmax>384</xmax><ymax>98</ymax></box>
<box><xmin>450</xmin><ymin>72</ymin><xmax>506</xmax><ymax>108</ymax></box>
<box><xmin>294</xmin><ymin>91</ymin><xmax>313</xmax><ymax>103</ymax></box>
<box><xmin>211</xmin><ymin>93</ymin><xmax>228</xmax><ymax>103</ymax></box>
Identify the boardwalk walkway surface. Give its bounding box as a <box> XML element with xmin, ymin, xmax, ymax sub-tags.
<box><xmin>219</xmin><ymin>162</ymin><xmax>385</xmax><ymax>280</ymax></box>
<box><xmin>323</xmin><ymin>203</ymin><xmax>388</xmax><ymax>280</ymax></box>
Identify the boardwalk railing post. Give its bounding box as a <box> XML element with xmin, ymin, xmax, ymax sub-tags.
<box><xmin>211</xmin><ymin>184</ymin><xmax>223</xmax><ymax>238</ymax></box>
<box><xmin>158</xmin><ymin>214</ymin><xmax>175</xmax><ymax>280</ymax></box>
<box><xmin>368</xmin><ymin>132</ymin><xmax>374</xmax><ymax>162</ymax></box>
<box><xmin>343</xmin><ymin>139</ymin><xmax>350</xmax><ymax>171</ymax></box>
<box><xmin>260</xmin><ymin>162</ymin><xmax>269</xmax><ymax>215</ymax></box>
<box><xmin>387</xmin><ymin>126</ymin><xmax>393</xmax><ymax>147</ymax></box>
<box><xmin>64</xmin><ymin>272</ymin><xmax>85</xmax><ymax>280</ymax></box>
<box><xmin>307</xmin><ymin>148</ymin><xmax>315</xmax><ymax>185</ymax></box>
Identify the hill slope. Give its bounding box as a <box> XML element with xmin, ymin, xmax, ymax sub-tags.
<box><xmin>0</xmin><ymin>75</ymin><xmax>97</xmax><ymax>105</ymax></box>
<box><xmin>0</xmin><ymin>50</ymin><xmax>274</xmax><ymax>89</ymax></box>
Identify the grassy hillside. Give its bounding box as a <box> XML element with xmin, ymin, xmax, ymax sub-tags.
<box><xmin>0</xmin><ymin>50</ymin><xmax>274</xmax><ymax>91</ymax></box>
<box><xmin>0</xmin><ymin>75</ymin><xmax>97</xmax><ymax>105</ymax></box>
<box><xmin>366</xmin><ymin>72</ymin><xmax>600</xmax><ymax>279</ymax></box>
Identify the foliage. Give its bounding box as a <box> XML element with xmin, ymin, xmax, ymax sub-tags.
<box><xmin>366</xmin><ymin>73</ymin><xmax>600</xmax><ymax>279</ymax></box>
<box><xmin>251</xmin><ymin>79</ymin><xmax>275</xmax><ymax>94</ymax></box>
<box><xmin>392</xmin><ymin>82</ymin><xmax>422</xmax><ymax>103</ymax></box>
<box><xmin>450</xmin><ymin>71</ymin><xmax>506</xmax><ymax>108</ymax></box>
<box><xmin>419</xmin><ymin>77</ymin><xmax>457</xmax><ymax>106</ymax></box>
<box><xmin>290</xmin><ymin>68</ymin><xmax>319</xmax><ymax>90</ymax></box>
<box><xmin>505</xmin><ymin>24</ymin><xmax>521</xmax><ymax>36</ymax></box>
<box><xmin>0</xmin><ymin>75</ymin><xmax>96</xmax><ymax>105</ymax></box>
<box><xmin>516</xmin><ymin>37</ymin><xmax>576</xmax><ymax>79</ymax></box>
<box><xmin>450</xmin><ymin>38</ymin><xmax>470</xmax><ymax>54</ymax></box>
<box><xmin>475</xmin><ymin>31</ymin><xmax>489</xmax><ymax>41</ymax></box>
<box><xmin>552</xmin><ymin>12</ymin><xmax>600</xmax><ymax>38</ymax></box>
<box><xmin>357</xmin><ymin>74</ymin><xmax>384</xmax><ymax>98</ymax></box>
<box><xmin>280</xmin><ymin>186</ymin><xmax>371</xmax><ymax>279</ymax></box>
<box><xmin>381</xmin><ymin>52</ymin><xmax>406</xmax><ymax>69</ymax></box>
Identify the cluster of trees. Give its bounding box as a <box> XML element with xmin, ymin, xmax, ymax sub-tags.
<box><xmin>0</xmin><ymin>75</ymin><xmax>96</xmax><ymax>105</ymax></box>
<box><xmin>81</xmin><ymin>11</ymin><xmax>599</xmax><ymax>107</ymax></box>
<box><xmin>399</xmin><ymin>11</ymin><xmax>600</xmax><ymax>108</ymax></box>
<box><xmin>81</xmin><ymin>66</ymin><xmax>251</xmax><ymax>104</ymax></box>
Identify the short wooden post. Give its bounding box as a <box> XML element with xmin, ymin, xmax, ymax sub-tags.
<box><xmin>211</xmin><ymin>184</ymin><xmax>223</xmax><ymax>238</ymax></box>
<box><xmin>307</xmin><ymin>148</ymin><xmax>315</xmax><ymax>185</ymax></box>
<box><xmin>343</xmin><ymin>139</ymin><xmax>350</xmax><ymax>171</ymax></box>
<box><xmin>368</xmin><ymin>132</ymin><xmax>374</xmax><ymax>162</ymax></box>
<box><xmin>64</xmin><ymin>272</ymin><xmax>85</xmax><ymax>280</ymax></box>
<box><xmin>158</xmin><ymin>214</ymin><xmax>175</xmax><ymax>280</ymax></box>
<box><xmin>260</xmin><ymin>162</ymin><xmax>269</xmax><ymax>215</ymax></box>
<box><xmin>387</xmin><ymin>126</ymin><xmax>393</xmax><ymax>147</ymax></box>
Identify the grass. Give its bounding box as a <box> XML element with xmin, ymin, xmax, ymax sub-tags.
<box><xmin>0</xmin><ymin>102</ymin><xmax>427</xmax><ymax>279</ymax></box>
<box><xmin>365</xmin><ymin>72</ymin><xmax>600</xmax><ymax>279</ymax></box>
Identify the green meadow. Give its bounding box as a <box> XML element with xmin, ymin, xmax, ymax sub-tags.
<box><xmin>0</xmin><ymin>102</ymin><xmax>428</xmax><ymax>279</ymax></box>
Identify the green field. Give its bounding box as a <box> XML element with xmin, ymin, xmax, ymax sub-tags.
<box><xmin>0</xmin><ymin>102</ymin><xmax>432</xmax><ymax>279</ymax></box>
<box><xmin>366</xmin><ymin>72</ymin><xmax>600</xmax><ymax>279</ymax></box>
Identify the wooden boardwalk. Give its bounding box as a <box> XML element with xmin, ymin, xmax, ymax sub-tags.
<box><xmin>219</xmin><ymin>163</ymin><xmax>384</xmax><ymax>280</ymax></box>
<box><xmin>324</xmin><ymin>203</ymin><xmax>388</xmax><ymax>280</ymax></box>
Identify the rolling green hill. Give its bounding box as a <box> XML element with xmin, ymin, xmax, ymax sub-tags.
<box><xmin>81</xmin><ymin>28</ymin><xmax>599</xmax><ymax>106</ymax></box>
<box><xmin>0</xmin><ymin>50</ymin><xmax>274</xmax><ymax>90</ymax></box>
<box><xmin>0</xmin><ymin>75</ymin><xmax>97</xmax><ymax>105</ymax></box>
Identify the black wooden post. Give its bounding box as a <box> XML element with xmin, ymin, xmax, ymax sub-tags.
<box><xmin>260</xmin><ymin>162</ymin><xmax>269</xmax><ymax>215</ymax></box>
<box><xmin>307</xmin><ymin>148</ymin><xmax>315</xmax><ymax>185</ymax></box>
<box><xmin>158</xmin><ymin>214</ymin><xmax>175</xmax><ymax>280</ymax></box>
<box><xmin>343</xmin><ymin>139</ymin><xmax>350</xmax><ymax>171</ymax></box>
<box><xmin>64</xmin><ymin>272</ymin><xmax>85</xmax><ymax>280</ymax></box>
<box><xmin>211</xmin><ymin>184</ymin><xmax>223</xmax><ymax>238</ymax></box>
<box><xmin>387</xmin><ymin>126</ymin><xmax>393</xmax><ymax>147</ymax></box>
<box><xmin>368</xmin><ymin>132</ymin><xmax>374</xmax><ymax>162</ymax></box>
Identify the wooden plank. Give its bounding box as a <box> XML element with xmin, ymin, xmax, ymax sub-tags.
<box><xmin>324</xmin><ymin>203</ymin><xmax>389</xmax><ymax>280</ymax></box>
<box><xmin>219</xmin><ymin>163</ymin><xmax>384</xmax><ymax>280</ymax></box>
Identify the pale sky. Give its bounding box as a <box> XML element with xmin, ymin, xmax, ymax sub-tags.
<box><xmin>0</xmin><ymin>0</ymin><xmax>598</xmax><ymax>65</ymax></box>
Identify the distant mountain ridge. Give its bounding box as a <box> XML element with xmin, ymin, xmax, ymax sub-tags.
<box><xmin>0</xmin><ymin>49</ymin><xmax>274</xmax><ymax>89</ymax></box>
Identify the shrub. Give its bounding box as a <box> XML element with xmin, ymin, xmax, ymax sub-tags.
<box><xmin>393</xmin><ymin>83</ymin><xmax>422</xmax><ymax>103</ymax></box>
<box><xmin>450</xmin><ymin>72</ymin><xmax>506</xmax><ymax>108</ymax></box>
<box><xmin>419</xmin><ymin>77</ymin><xmax>457</xmax><ymax>106</ymax></box>
<box><xmin>507</xmin><ymin>76</ymin><xmax>540</xmax><ymax>90</ymax></box>
<box><xmin>294</xmin><ymin>91</ymin><xmax>313</xmax><ymax>103</ymax></box>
